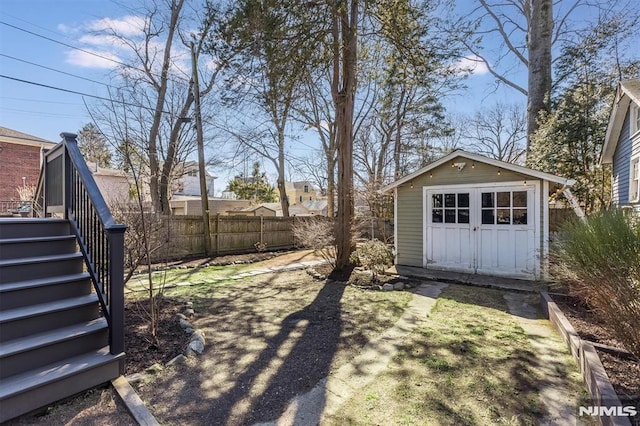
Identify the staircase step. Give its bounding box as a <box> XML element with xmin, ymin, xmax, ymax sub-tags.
<box><xmin>0</xmin><ymin>252</ymin><xmax>84</xmax><ymax>283</ymax></box>
<box><xmin>0</xmin><ymin>235</ymin><xmax>77</xmax><ymax>259</ymax></box>
<box><xmin>0</xmin><ymin>272</ymin><xmax>92</xmax><ymax>310</ymax></box>
<box><xmin>0</xmin><ymin>218</ymin><xmax>70</xmax><ymax>239</ymax></box>
<box><xmin>0</xmin><ymin>318</ymin><xmax>109</xmax><ymax>379</ymax></box>
<box><xmin>0</xmin><ymin>347</ymin><xmax>124</xmax><ymax>423</ymax></box>
<box><xmin>0</xmin><ymin>294</ymin><xmax>100</xmax><ymax>342</ymax></box>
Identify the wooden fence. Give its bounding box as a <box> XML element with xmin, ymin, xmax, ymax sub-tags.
<box><xmin>152</xmin><ymin>215</ymin><xmax>394</xmax><ymax>261</ymax></box>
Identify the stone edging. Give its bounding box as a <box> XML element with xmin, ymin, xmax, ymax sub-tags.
<box><xmin>540</xmin><ymin>292</ymin><xmax>632</xmax><ymax>426</ymax></box>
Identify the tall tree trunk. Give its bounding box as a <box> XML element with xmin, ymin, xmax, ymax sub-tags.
<box><xmin>526</xmin><ymin>0</ymin><xmax>553</xmax><ymax>149</ymax></box>
<box><xmin>147</xmin><ymin>0</ymin><xmax>184</xmax><ymax>213</ymax></box>
<box><xmin>326</xmin><ymin>142</ymin><xmax>336</xmax><ymax>218</ymax></box>
<box><xmin>277</xmin><ymin>131</ymin><xmax>290</xmax><ymax>217</ymax></box>
<box><xmin>332</xmin><ymin>0</ymin><xmax>358</xmax><ymax>270</ymax></box>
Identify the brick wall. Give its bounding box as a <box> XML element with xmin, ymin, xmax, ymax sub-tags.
<box><xmin>0</xmin><ymin>142</ymin><xmax>43</xmax><ymax>201</ymax></box>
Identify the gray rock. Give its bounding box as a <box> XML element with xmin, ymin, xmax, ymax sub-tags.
<box><xmin>179</xmin><ymin>318</ymin><xmax>193</xmax><ymax>329</ymax></box>
<box><xmin>190</xmin><ymin>330</ymin><xmax>206</xmax><ymax>345</ymax></box>
<box><xmin>176</xmin><ymin>313</ymin><xmax>187</xmax><ymax>320</ymax></box>
<box><xmin>382</xmin><ymin>283</ymin><xmax>394</xmax><ymax>291</ymax></box>
<box><xmin>184</xmin><ymin>308</ymin><xmax>195</xmax><ymax>317</ymax></box>
<box><xmin>393</xmin><ymin>282</ymin><xmax>405</xmax><ymax>291</ymax></box>
<box><xmin>187</xmin><ymin>339</ymin><xmax>205</xmax><ymax>355</ymax></box>
<box><xmin>184</xmin><ymin>327</ymin><xmax>194</xmax><ymax>335</ymax></box>
<box><xmin>166</xmin><ymin>354</ymin><xmax>187</xmax><ymax>366</ymax></box>
<box><xmin>185</xmin><ymin>301</ymin><xmax>194</xmax><ymax>307</ymax></box>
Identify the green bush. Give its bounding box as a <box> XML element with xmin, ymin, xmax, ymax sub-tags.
<box><xmin>350</xmin><ymin>240</ymin><xmax>393</xmax><ymax>282</ymax></box>
<box><xmin>551</xmin><ymin>208</ymin><xmax>640</xmax><ymax>358</ymax></box>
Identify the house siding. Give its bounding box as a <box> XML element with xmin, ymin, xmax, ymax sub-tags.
<box><xmin>612</xmin><ymin>110</ymin><xmax>632</xmax><ymax>205</ymax></box>
<box><xmin>395</xmin><ymin>156</ymin><xmax>531</xmax><ymax>267</ymax></box>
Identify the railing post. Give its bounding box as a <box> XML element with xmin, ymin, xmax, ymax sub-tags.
<box><xmin>107</xmin><ymin>225</ymin><xmax>127</xmax><ymax>366</ymax></box>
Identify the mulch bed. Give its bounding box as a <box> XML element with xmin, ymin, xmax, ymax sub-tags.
<box><xmin>551</xmin><ymin>294</ymin><xmax>640</xmax><ymax>424</ymax></box>
<box><xmin>124</xmin><ymin>297</ymin><xmax>191</xmax><ymax>375</ymax></box>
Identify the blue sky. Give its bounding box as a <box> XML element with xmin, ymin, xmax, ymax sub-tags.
<box><xmin>1</xmin><ymin>0</ymin><xmax>637</xmax><ymax>191</ymax></box>
<box><xmin>0</xmin><ymin>0</ymin><xmax>500</xmax><ymax>141</ymax></box>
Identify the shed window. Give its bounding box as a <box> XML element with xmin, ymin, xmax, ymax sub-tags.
<box><xmin>481</xmin><ymin>191</ymin><xmax>527</xmax><ymax>225</ymax></box>
<box><xmin>631</xmin><ymin>155</ymin><xmax>640</xmax><ymax>202</ymax></box>
<box><xmin>431</xmin><ymin>192</ymin><xmax>469</xmax><ymax>224</ymax></box>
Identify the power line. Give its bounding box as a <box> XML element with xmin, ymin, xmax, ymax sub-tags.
<box><xmin>0</xmin><ymin>20</ymin><xmax>190</xmax><ymax>85</ymax></box>
<box><xmin>0</xmin><ymin>74</ymin><xmax>175</xmax><ymax>116</ymax></box>
<box><xmin>0</xmin><ymin>53</ymin><xmax>114</xmax><ymax>88</ymax></box>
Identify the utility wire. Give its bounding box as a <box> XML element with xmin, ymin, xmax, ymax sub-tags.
<box><xmin>0</xmin><ymin>74</ymin><xmax>175</xmax><ymax>116</ymax></box>
<box><xmin>0</xmin><ymin>20</ymin><xmax>190</xmax><ymax>85</ymax></box>
<box><xmin>0</xmin><ymin>53</ymin><xmax>113</xmax><ymax>88</ymax></box>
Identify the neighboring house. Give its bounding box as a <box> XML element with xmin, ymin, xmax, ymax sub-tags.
<box><xmin>173</xmin><ymin>161</ymin><xmax>217</xmax><ymax>197</ymax></box>
<box><xmin>285</xmin><ymin>181</ymin><xmax>317</xmax><ymax>204</ymax></box>
<box><xmin>230</xmin><ymin>202</ymin><xmax>311</xmax><ymax>217</ymax></box>
<box><xmin>0</xmin><ymin>127</ymin><xmax>55</xmax><ymax>210</ymax></box>
<box><xmin>170</xmin><ymin>196</ymin><xmax>251</xmax><ymax>215</ymax></box>
<box><xmin>381</xmin><ymin>150</ymin><xmax>575</xmax><ymax>281</ymax></box>
<box><xmin>301</xmin><ymin>199</ymin><xmax>329</xmax><ymax>216</ymax></box>
<box><xmin>601</xmin><ymin>78</ymin><xmax>640</xmax><ymax>211</ymax></box>
<box><xmin>85</xmin><ymin>161</ymin><xmax>130</xmax><ymax>208</ymax></box>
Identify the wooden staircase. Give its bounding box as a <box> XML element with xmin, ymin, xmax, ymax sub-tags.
<box><xmin>0</xmin><ymin>218</ymin><xmax>124</xmax><ymax>422</ymax></box>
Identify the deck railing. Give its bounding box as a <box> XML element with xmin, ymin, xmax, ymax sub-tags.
<box><xmin>34</xmin><ymin>133</ymin><xmax>127</xmax><ymax>357</ymax></box>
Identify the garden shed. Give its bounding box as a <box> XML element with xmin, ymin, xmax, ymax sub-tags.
<box><xmin>381</xmin><ymin>150</ymin><xmax>576</xmax><ymax>280</ymax></box>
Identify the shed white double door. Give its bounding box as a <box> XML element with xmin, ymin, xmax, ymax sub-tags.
<box><xmin>424</xmin><ymin>183</ymin><xmax>538</xmax><ymax>279</ymax></box>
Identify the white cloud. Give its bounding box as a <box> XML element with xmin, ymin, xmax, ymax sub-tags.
<box><xmin>453</xmin><ymin>55</ymin><xmax>490</xmax><ymax>76</ymax></box>
<box><xmin>85</xmin><ymin>15</ymin><xmax>146</xmax><ymax>37</ymax></box>
<box><xmin>65</xmin><ymin>49</ymin><xmax>120</xmax><ymax>69</ymax></box>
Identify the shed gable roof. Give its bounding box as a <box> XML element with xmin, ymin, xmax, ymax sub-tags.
<box><xmin>381</xmin><ymin>150</ymin><xmax>575</xmax><ymax>192</ymax></box>
<box><xmin>601</xmin><ymin>78</ymin><xmax>640</xmax><ymax>164</ymax></box>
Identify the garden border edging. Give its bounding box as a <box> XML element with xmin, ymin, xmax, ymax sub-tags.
<box><xmin>540</xmin><ymin>291</ymin><xmax>632</xmax><ymax>426</ymax></box>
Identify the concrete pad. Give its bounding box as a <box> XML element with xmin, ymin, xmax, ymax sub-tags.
<box><xmin>504</xmin><ymin>292</ymin><xmax>581</xmax><ymax>426</ymax></box>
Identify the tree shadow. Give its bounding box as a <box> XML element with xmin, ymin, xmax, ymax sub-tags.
<box><xmin>194</xmin><ymin>267</ymin><xmax>353</xmax><ymax>425</ymax></box>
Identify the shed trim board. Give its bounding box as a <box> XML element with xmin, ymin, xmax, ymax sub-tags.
<box><xmin>421</xmin><ymin>181</ymin><xmax>540</xmax><ymax>280</ymax></box>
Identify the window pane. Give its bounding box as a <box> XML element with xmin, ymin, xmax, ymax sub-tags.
<box><xmin>445</xmin><ymin>209</ymin><xmax>456</xmax><ymax>223</ymax></box>
<box><xmin>458</xmin><ymin>193</ymin><xmax>469</xmax><ymax>208</ymax></box>
<box><xmin>432</xmin><ymin>209</ymin><xmax>443</xmax><ymax>223</ymax></box>
<box><xmin>432</xmin><ymin>194</ymin><xmax>442</xmax><ymax>208</ymax></box>
<box><xmin>482</xmin><ymin>192</ymin><xmax>494</xmax><ymax>208</ymax></box>
<box><xmin>513</xmin><ymin>191</ymin><xmax>527</xmax><ymax>207</ymax></box>
<box><xmin>497</xmin><ymin>192</ymin><xmax>510</xmax><ymax>207</ymax></box>
<box><xmin>497</xmin><ymin>209</ymin><xmax>511</xmax><ymax>224</ymax></box>
<box><xmin>513</xmin><ymin>209</ymin><xmax>527</xmax><ymax>224</ymax></box>
<box><xmin>445</xmin><ymin>193</ymin><xmax>456</xmax><ymax>207</ymax></box>
<box><xmin>458</xmin><ymin>209</ymin><xmax>470</xmax><ymax>224</ymax></box>
<box><xmin>482</xmin><ymin>209</ymin><xmax>494</xmax><ymax>224</ymax></box>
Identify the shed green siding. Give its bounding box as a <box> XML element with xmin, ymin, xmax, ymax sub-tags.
<box><xmin>395</xmin><ymin>156</ymin><xmax>535</xmax><ymax>268</ymax></box>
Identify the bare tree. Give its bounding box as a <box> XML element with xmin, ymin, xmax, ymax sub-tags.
<box><xmin>92</xmin><ymin>0</ymin><xmax>229</xmax><ymax>214</ymax></box>
<box><xmin>463</xmin><ymin>103</ymin><xmax>526</xmax><ymax>164</ymax></box>
<box><xmin>460</xmin><ymin>0</ymin><xmax>635</xmax><ymax>146</ymax></box>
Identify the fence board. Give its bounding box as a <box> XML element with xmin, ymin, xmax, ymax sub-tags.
<box><xmin>147</xmin><ymin>215</ymin><xmax>394</xmax><ymax>262</ymax></box>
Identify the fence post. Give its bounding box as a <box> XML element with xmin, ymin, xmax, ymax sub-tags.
<box><xmin>216</xmin><ymin>214</ymin><xmax>220</xmax><ymax>255</ymax></box>
<box><xmin>260</xmin><ymin>215</ymin><xmax>264</xmax><ymax>245</ymax></box>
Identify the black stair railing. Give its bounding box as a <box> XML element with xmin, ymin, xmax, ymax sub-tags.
<box><xmin>34</xmin><ymin>133</ymin><xmax>127</xmax><ymax>360</ymax></box>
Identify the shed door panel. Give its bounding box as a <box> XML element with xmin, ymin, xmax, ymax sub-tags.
<box><xmin>425</xmin><ymin>185</ymin><xmax>537</xmax><ymax>279</ymax></box>
<box><xmin>426</xmin><ymin>191</ymin><xmax>474</xmax><ymax>273</ymax></box>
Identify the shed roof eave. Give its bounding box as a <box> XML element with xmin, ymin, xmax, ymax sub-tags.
<box><xmin>381</xmin><ymin>150</ymin><xmax>575</xmax><ymax>192</ymax></box>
